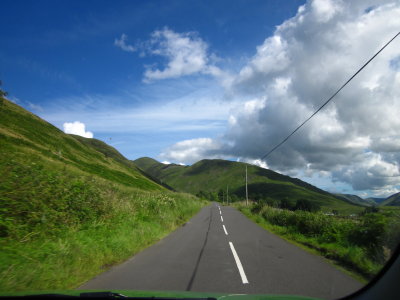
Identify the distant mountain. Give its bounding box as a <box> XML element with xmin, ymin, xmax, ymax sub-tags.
<box><xmin>381</xmin><ymin>192</ymin><xmax>400</xmax><ymax>206</ymax></box>
<box><xmin>134</xmin><ymin>157</ymin><xmax>362</xmax><ymax>213</ymax></box>
<box><xmin>366</xmin><ymin>197</ymin><xmax>386</xmax><ymax>205</ymax></box>
<box><xmin>333</xmin><ymin>193</ymin><xmax>375</xmax><ymax>207</ymax></box>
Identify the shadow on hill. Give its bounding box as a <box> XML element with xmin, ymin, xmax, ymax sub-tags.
<box><xmin>186</xmin><ymin>159</ymin><xmax>232</xmax><ymax>176</ymax></box>
<box><xmin>135</xmin><ymin>167</ymin><xmax>176</xmax><ymax>191</ymax></box>
<box><xmin>234</xmin><ymin>182</ymin><xmax>323</xmax><ymax>207</ymax></box>
<box><xmin>234</xmin><ymin>182</ymin><xmax>293</xmax><ymax>199</ymax></box>
<box><xmin>255</xmin><ymin>168</ymin><xmax>332</xmax><ymax>196</ymax></box>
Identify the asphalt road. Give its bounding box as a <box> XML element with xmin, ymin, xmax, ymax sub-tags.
<box><xmin>79</xmin><ymin>203</ymin><xmax>363</xmax><ymax>299</ymax></box>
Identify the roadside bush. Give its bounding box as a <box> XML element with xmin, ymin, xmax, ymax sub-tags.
<box><xmin>293</xmin><ymin>211</ymin><xmax>331</xmax><ymax>236</ymax></box>
<box><xmin>241</xmin><ymin>203</ymin><xmax>398</xmax><ymax>279</ymax></box>
<box><xmin>251</xmin><ymin>201</ymin><xmax>264</xmax><ymax>214</ymax></box>
<box><xmin>348</xmin><ymin>213</ymin><xmax>388</xmax><ymax>261</ymax></box>
<box><xmin>262</xmin><ymin>207</ymin><xmax>295</xmax><ymax>227</ymax></box>
<box><xmin>386</xmin><ymin>217</ymin><xmax>400</xmax><ymax>252</ymax></box>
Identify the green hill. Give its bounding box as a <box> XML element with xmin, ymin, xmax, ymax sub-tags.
<box><xmin>0</xmin><ymin>97</ymin><xmax>204</xmax><ymax>291</ymax></box>
<box><xmin>334</xmin><ymin>193</ymin><xmax>376</xmax><ymax>207</ymax></box>
<box><xmin>381</xmin><ymin>192</ymin><xmax>400</xmax><ymax>206</ymax></box>
<box><xmin>0</xmin><ymin>98</ymin><xmax>163</xmax><ymax>191</ymax></box>
<box><xmin>366</xmin><ymin>197</ymin><xmax>386</xmax><ymax>205</ymax></box>
<box><xmin>134</xmin><ymin>157</ymin><xmax>362</xmax><ymax>213</ymax></box>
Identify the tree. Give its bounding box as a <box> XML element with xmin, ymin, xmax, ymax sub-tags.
<box><xmin>279</xmin><ymin>198</ymin><xmax>293</xmax><ymax>210</ymax></box>
<box><xmin>217</xmin><ymin>189</ymin><xmax>224</xmax><ymax>202</ymax></box>
<box><xmin>0</xmin><ymin>80</ymin><xmax>8</xmax><ymax>98</ymax></box>
<box><xmin>294</xmin><ymin>199</ymin><xmax>320</xmax><ymax>212</ymax></box>
<box><xmin>361</xmin><ymin>205</ymin><xmax>380</xmax><ymax>215</ymax></box>
<box><xmin>196</xmin><ymin>190</ymin><xmax>208</xmax><ymax>199</ymax></box>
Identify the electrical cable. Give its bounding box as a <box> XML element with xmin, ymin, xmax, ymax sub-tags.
<box><xmin>261</xmin><ymin>31</ymin><xmax>400</xmax><ymax>161</ymax></box>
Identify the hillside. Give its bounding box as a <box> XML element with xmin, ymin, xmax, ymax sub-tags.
<box><xmin>366</xmin><ymin>197</ymin><xmax>386</xmax><ymax>205</ymax></box>
<box><xmin>134</xmin><ymin>157</ymin><xmax>362</xmax><ymax>213</ymax></box>
<box><xmin>0</xmin><ymin>97</ymin><xmax>204</xmax><ymax>291</ymax></box>
<box><xmin>381</xmin><ymin>192</ymin><xmax>400</xmax><ymax>206</ymax></box>
<box><xmin>0</xmin><ymin>98</ymin><xmax>163</xmax><ymax>191</ymax></box>
<box><xmin>334</xmin><ymin>193</ymin><xmax>375</xmax><ymax>207</ymax></box>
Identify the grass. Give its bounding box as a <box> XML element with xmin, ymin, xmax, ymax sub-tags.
<box><xmin>0</xmin><ymin>98</ymin><xmax>164</xmax><ymax>192</ymax></box>
<box><xmin>236</xmin><ymin>203</ymin><xmax>399</xmax><ymax>282</ymax></box>
<box><xmin>0</xmin><ymin>146</ymin><xmax>206</xmax><ymax>292</ymax></box>
<box><xmin>0</xmin><ymin>97</ymin><xmax>208</xmax><ymax>292</ymax></box>
<box><xmin>0</xmin><ymin>160</ymin><xmax>206</xmax><ymax>291</ymax></box>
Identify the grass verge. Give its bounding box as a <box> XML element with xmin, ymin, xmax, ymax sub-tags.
<box><xmin>0</xmin><ymin>190</ymin><xmax>206</xmax><ymax>291</ymax></box>
<box><xmin>0</xmin><ymin>159</ymin><xmax>207</xmax><ymax>292</ymax></box>
<box><xmin>236</xmin><ymin>203</ymin><xmax>392</xmax><ymax>283</ymax></box>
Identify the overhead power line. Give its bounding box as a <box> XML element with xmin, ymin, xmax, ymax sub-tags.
<box><xmin>261</xmin><ymin>31</ymin><xmax>400</xmax><ymax>161</ymax></box>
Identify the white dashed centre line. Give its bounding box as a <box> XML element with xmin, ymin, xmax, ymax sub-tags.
<box><xmin>223</xmin><ymin>225</ymin><xmax>228</xmax><ymax>235</ymax></box>
<box><xmin>221</xmin><ymin>215</ymin><xmax>224</xmax><ymax>222</ymax></box>
<box><xmin>229</xmin><ymin>242</ymin><xmax>249</xmax><ymax>284</ymax></box>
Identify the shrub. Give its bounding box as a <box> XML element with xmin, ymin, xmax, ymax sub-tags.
<box><xmin>348</xmin><ymin>213</ymin><xmax>388</xmax><ymax>261</ymax></box>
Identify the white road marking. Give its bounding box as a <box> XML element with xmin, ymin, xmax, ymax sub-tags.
<box><xmin>221</xmin><ymin>215</ymin><xmax>224</xmax><ymax>222</ymax></box>
<box><xmin>223</xmin><ymin>225</ymin><xmax>228</xmax><ymax>235</ymax></box>
<box><xmin>219</xmin><ymin>210</ymin><xmax>222</xmax><ymax>215</ymax></box>
<box><xmin>229</xmin><ymin>242</ymin><xmax>249</xmax><ymax>284</ymax></box>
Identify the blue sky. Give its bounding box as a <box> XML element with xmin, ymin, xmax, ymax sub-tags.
<box><xmin>0</xmin><ymin>0</ymin><xmax>303</xmax><ymax>156</ymax></box>
<box><xmin>1</xmin><ymin>0</ymin><xmax>400</xmax><ymax>198</ymax></box>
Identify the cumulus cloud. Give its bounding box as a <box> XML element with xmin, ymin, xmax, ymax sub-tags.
<box><xmin>63</xmin><ymin>121</ymin><xmax>93</xmax><ymax>138</ymax></box>
<box><xmin>143</xmin><ymin>27</ymin><xmax>223</xmax><ymax>81</ymax></box>
<box><xmin>159</xmin><ymin>137</ymin><xmax>223</xmax><ymax>164</ymax></box>
<box><xmin>161</xmin><ymin>0</ymin><xmax>400</xmax><ymax>195</ymax></box>
<box><xmin>114</xmin><ymin>33</ymin><xmax>136</xmax><ymax>52</ymax></box>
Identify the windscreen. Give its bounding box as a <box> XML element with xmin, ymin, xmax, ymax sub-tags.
<box><xmin>1</xmin><ymin>1</ymin><xmax>400</xmax><ymax>300</ymax></box>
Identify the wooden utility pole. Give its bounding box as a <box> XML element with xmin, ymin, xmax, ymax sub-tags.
<box><xmin>246</xmin><ymin>165</ymin><xmax>248</xmax><ymax>206</ymax></box>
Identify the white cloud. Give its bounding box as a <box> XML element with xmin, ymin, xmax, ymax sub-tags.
<box><xmin>27</xmin><ymin>101</ymin><xmax>43</xmax><ymax>112</ymax></box>
<box><xmin>244</xmin><ymin>158</ymin><xmax>269</xmax><ymax>169</ymax></box>
<box><xmin>160</xmin><ymin>0</ymin><xmax>400</xmax><ymax>196</ymax></box>
<box><xmin>159</xmin><ymin>137</ymin><xmax>223</xmax><ymax>164</ymax></box>
<box><xmin>45</xmin><ymin>93</ymin><xmax>238</xmax><ymax>134</ymax></box>
<box><xmin>311</xmin><ymin>0</ymin><xmax>342</xmax><ymax>22</ymax></box>
<box><xmin>114</xmin><ymin>33</ymin><xmax>136</xmax><ymax>52</ymax></box>
<box><xmin>225</xmin><ymin>0</ymin><xmax>400</xmax><ymax>195</ymax></box>
<box><xmin>143</xmin><ymin>27</ymin><xmax>222</xmax><ymax>81</ymax></box>
<box><xmin>63</xmin><ymin>121</ymin><xmax>93</xmax><ymax>138</ymax></box>
<box><xmin>332</xmin><ymin>153</ymin><xmax>400</xmax><ymax>191</ymax></box>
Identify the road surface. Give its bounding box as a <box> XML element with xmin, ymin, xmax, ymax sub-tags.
<box><xmin>79</xmin><ymin>203</ymin><xmax>363</xmax><ymax>299</ymax></box>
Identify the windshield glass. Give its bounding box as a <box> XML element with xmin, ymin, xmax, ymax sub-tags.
<box><xmin>1</xmin><ymin>1</ymin><xmax>400</xmax><ymax>300</ymax></box>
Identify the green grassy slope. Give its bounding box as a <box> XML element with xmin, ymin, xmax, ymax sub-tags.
<box><xmin>334</xmin><ymin>193</ymin><xmax>375</xmax><ymax>207</ymax></box>
<box><xmin>0</xmin><ymin>99</ymin><xmax>163</xmax><ymax>191</ymax></box>
<box><xmin>134</xmin><ymin>157</ymin><xmax>362</xmax><ymax>213</ymax></box>
<box><xmin>0</xmin><ymin>97</ymin><xmax>205</xmax><ymax>291</ymax></box>
<box><xmin>381</xmin><ymin>192</ymin><xmax>400</xmax><ymax>206</ymax></box>
<box><xmin>367</xmin><ymin>197</ymin><xmax>386</xmax><ymax>205</ymax></box>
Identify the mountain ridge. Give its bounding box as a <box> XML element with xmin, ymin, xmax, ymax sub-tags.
<box><xmin>134</xmin><ymin>157</ymin><xmax>362</xmax><ymax>213</ymax></box>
